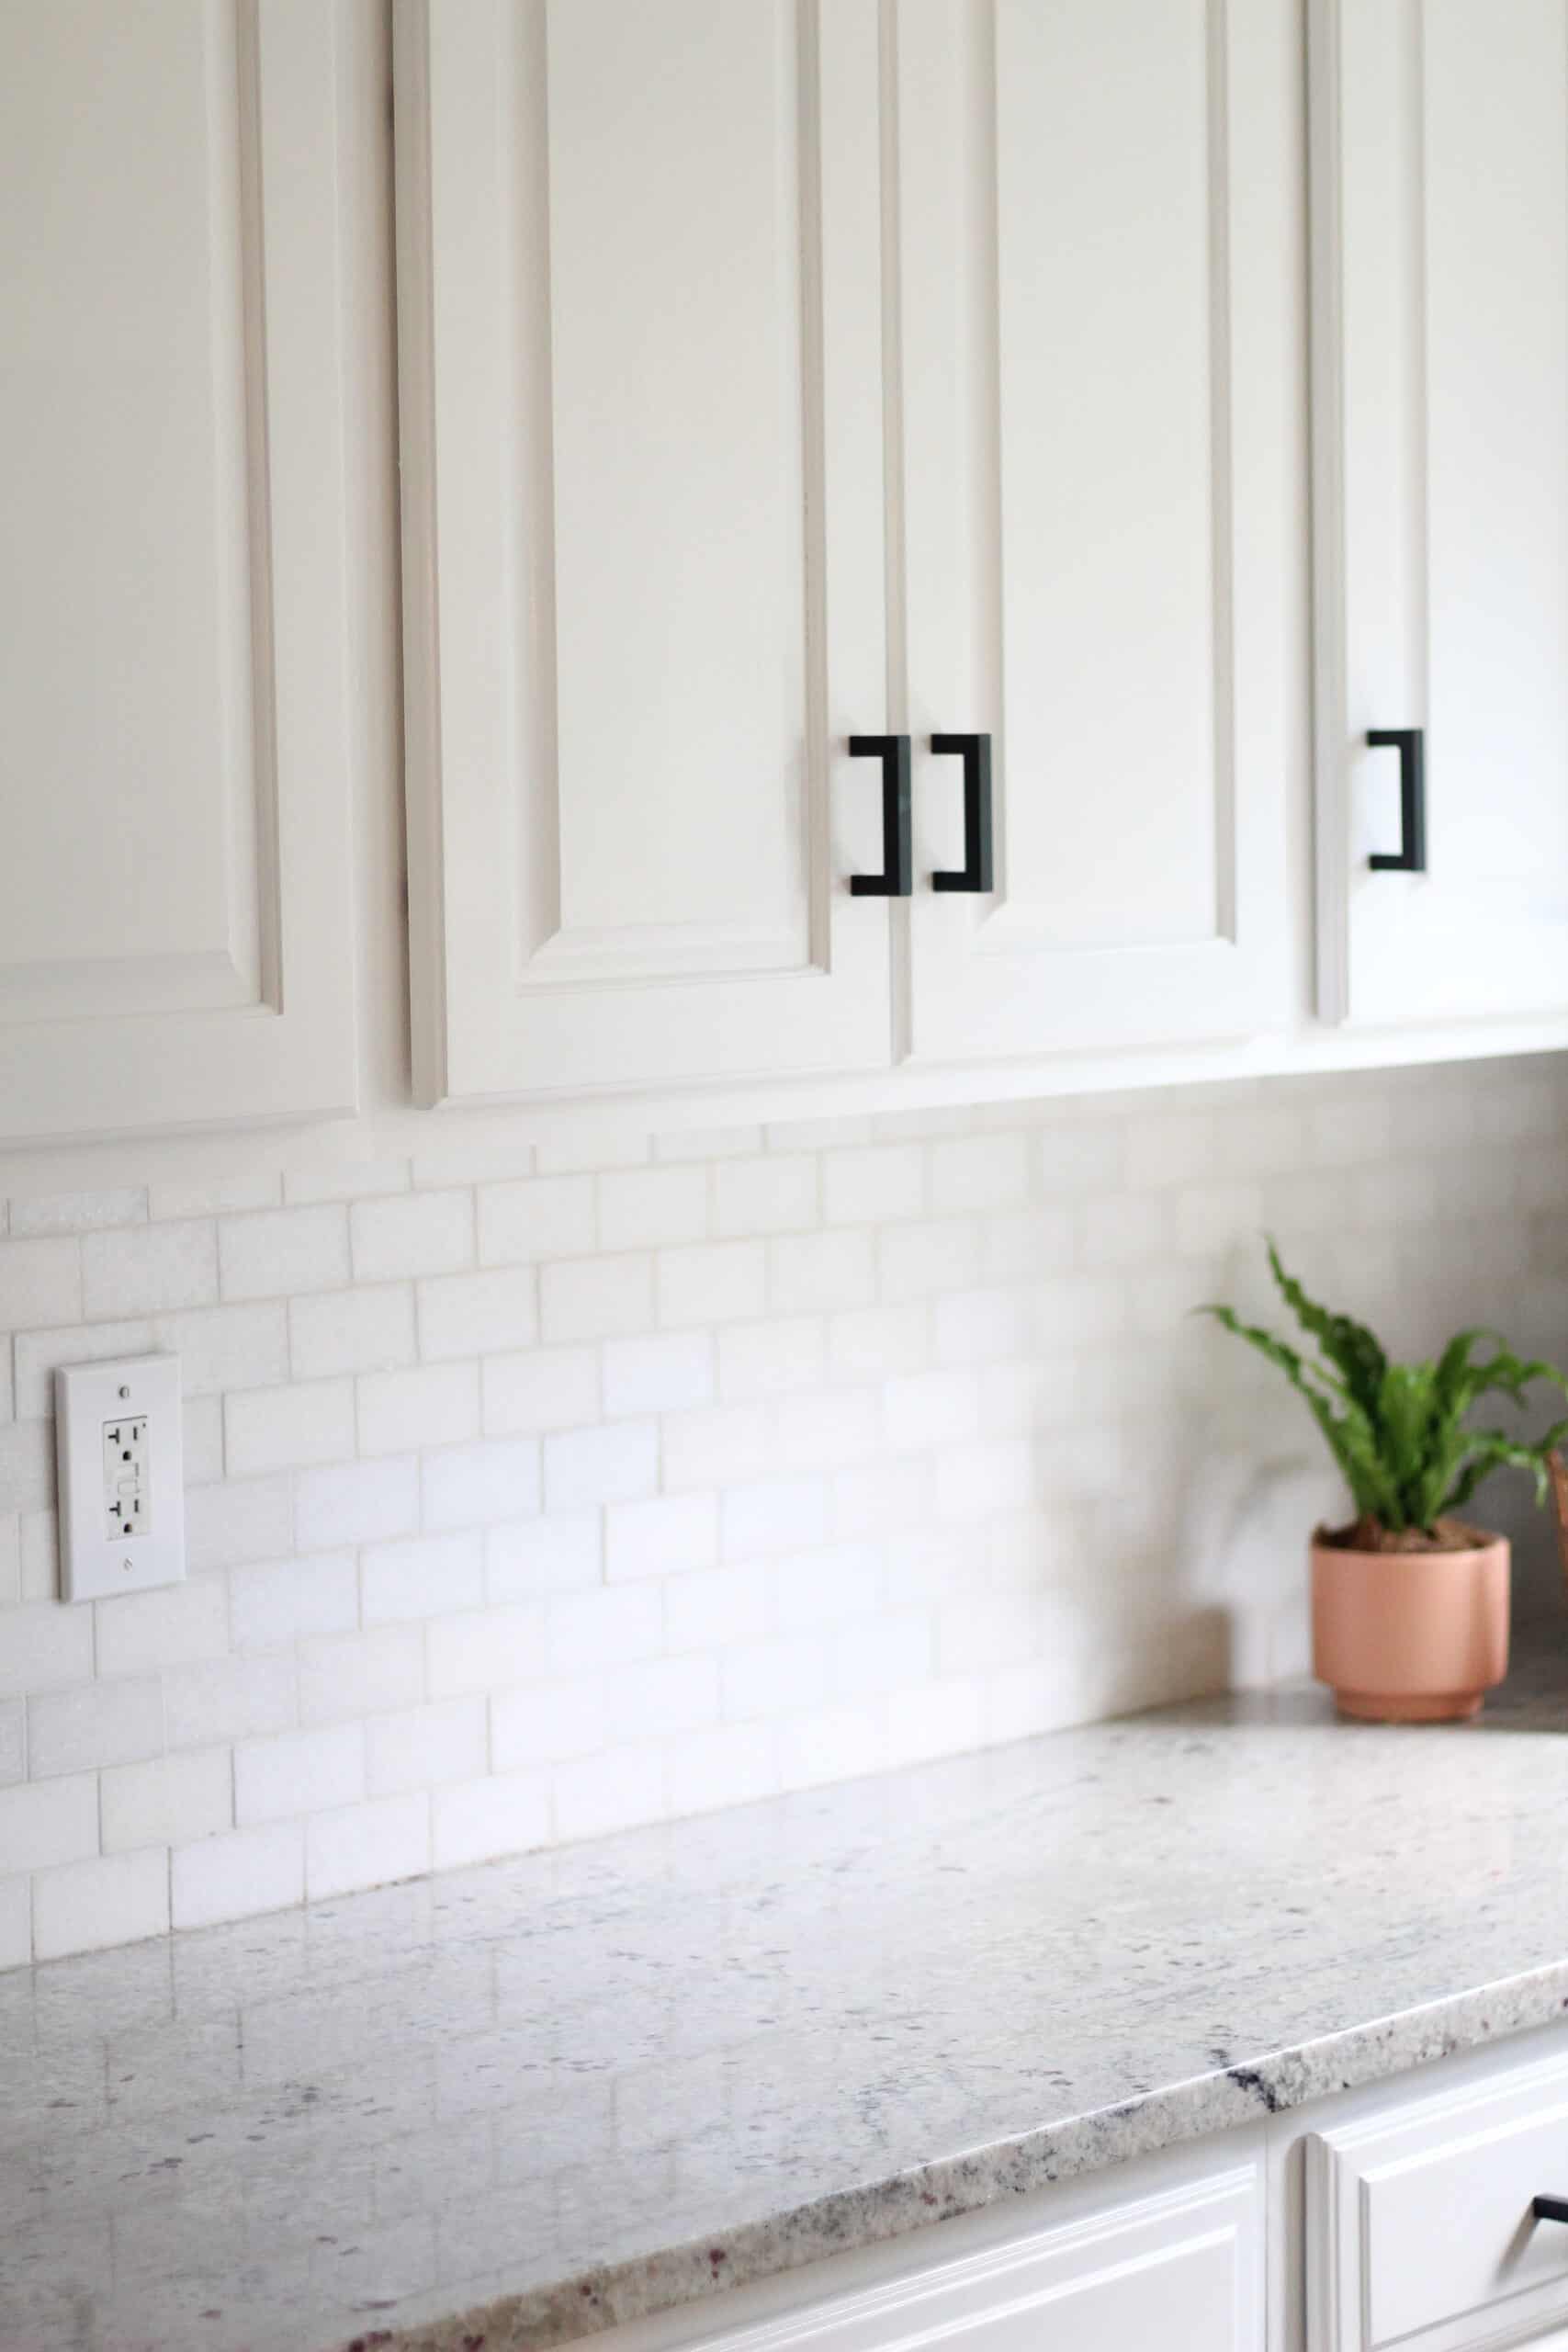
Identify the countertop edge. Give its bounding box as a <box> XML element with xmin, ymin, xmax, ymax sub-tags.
<box><xmin>358</xmin><ymin>1957</ymin><xmax>1568</xmax><ymax>2352</ymax></box>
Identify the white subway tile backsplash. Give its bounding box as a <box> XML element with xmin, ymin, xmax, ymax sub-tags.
<box><xmin>289</xmin><ymin>1284</ymin><xmax>416</xmax><ymax>1379</ymax></box>
<box><xmin>603</xmin><ymin>1332</ymin><xmax>715</xmax><ymax>1419</ymax></box>
<box><xmin>605</xmin><ymin>1492</ymin><xmax>718</xmax><ymax>1582</ymax></box>
<box><xmin>102</xmin><ymin>1747</ymin><xmax>231</xmax><ymax>1854</ymax></box>
<box><xmin>164</xmin><ymin>1655</ymin><xmax>296</xmax><ymax>1751</ymax></box>
<box><xmin>229</xmin><ymin>1551</ymin><xmax>359</xmax><ymax>1650</ymax></box>
<box><xmin>306</xmin><ymin>1792</ymin><xmax>428</xmax><ymax>1900</ymax></box>
<box><xmin>543</xmin><ymin>1419</ymin><xmax>658</xmax><ymax>1510</ymax></box>
<box><xmin>478</xmin><ymin>1175</ymin><xmax>596</xmax><ymax>1267</ymax></box>
<box><xmin>236</xmin><ymin>1723</ymin><xmax>364</xmax><ymax>1826</ymax></box>
<box><xmin>2</xmin><ymin>1057</ymin><xmax>1562</xmax><ymax>1963</ymax></box>
<box><xmin>0</xmin><ymin>1600</ymin><xmax>94</xmax><ymax>1699</ymax></box>
<box><xmin>367</xmin><ymin>1698</ymin><xmax>485</xmax><ymax>1797</ymax></box>
<box><xmin>482</xmin><ymin>1344</ymin><xmax>601</xmax><ymax>1435</ymax></box>
<box><xmin>225</xmin><ymin>1378</ymin><xmax>355</xmax><ymax>1476</ymax></box>
<box><xmin>172</xmin><ymin>1822</ymin><xmax>303</xmax><ymax>1931</ymax></box>
<box><xmin>359</xmin><ymin>1361</ymin><xmax>480</xmax><ymax>1458</ymax></box>
<box><xmin>0</xmin><ymin>1773</ymin><xmax>98</xmax><ymax>1872</ymax></box>
<box><xmin>421</xmin><ymin>1438</ymin><xmax>540</xmax><ymax>1532</ymax></box>
<box><xmin>33</xmin><ymin>1849</ymin><xmax>168</xmax><ymax>1960</ymax></box>
<box><xmin>352</xmin><ymin>1190</ymin><xmax>474</xmax><ymax>1283</ymax></box>
<box><xmin>0</xmin><ymin>1236</ymin><xmax>84</xmax><ymax>1328</ymax></box>
<box><xmin>14</xmin><ymin>1318</ymin><xmax>152</xmax><ymax>1419</ymax></box>
<box><xmin>83</xmin><ymin>1221</ymin><xmax>217</xmax><ymax>1317</ymax></box>
<box><xmin>28</xmin><ymin>1676</ymin><xmax>163</xmax><ymax>1778</ymax></box>
<box><xmin>363</xmin><ymin>1531</ymin><xmax>485</xmax><ymax>1624</ymax></box>
<box><xmin>432</xmin><ymin>1771</ymin><xmax>548</xmax><ymax>1871</ymax></box>
<box><xmin>296</xmin><ymin>1456</ymin><xmax>418</xmax><ymax>1550</ymax></box>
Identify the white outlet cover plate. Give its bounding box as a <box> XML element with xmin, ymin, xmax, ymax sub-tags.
<box><xmin>56</xmin><ymin>1353</ymin><xmax>185</xmax><ymax>1603</ymax></box>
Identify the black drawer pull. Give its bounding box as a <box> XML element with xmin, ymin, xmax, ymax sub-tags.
<box><xmin>1367</xmin><ymin>728</ymin><xmax>1426</xmax><ymax>873</ymax></box>
<box><xmin>1533</xmin><ymin>2196</ymin><xmax>1568</xmax><ymax>2224</ymax></box>
<box><xmin>849</xmin><ymin>735</ymin><xmax>912</xmax><ymax>898</ymax></box>
<box><xmin>931</xmin><ymin>732</ymin><xmax>994</xmax><ymax>893</ymax></box>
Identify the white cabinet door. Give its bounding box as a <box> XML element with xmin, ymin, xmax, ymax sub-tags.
<box><xmin>1313</xmin><ymin>0</ymin><xmax>1568</xmax><ymax>1026</ymax></box>
<box><xmin>893</xmin><ymin>0</ymin><xmax>1294</xmax><ymax>1068</ymax></box>
<box><xmin>0</xmin><ymin>0</ymin><xmax>357</xmax><ymax>1147</ymax></box>
<box><xmin>395</xmin><ymin>0</ymin><xmax>892</xmax><ymax>1110</ymax></box>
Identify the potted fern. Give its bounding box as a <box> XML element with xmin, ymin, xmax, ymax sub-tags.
<box><xmin>1205</xmin><ymin>1243</ymin><xmax>1568</xmax><ymax>1721</ymax></box>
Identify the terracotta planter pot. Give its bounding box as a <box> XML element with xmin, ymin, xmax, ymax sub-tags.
<box><xmin>1310</xmin><ymin>1533</ymin><xmax>1510</xmax><ymax>1722</ymax></box>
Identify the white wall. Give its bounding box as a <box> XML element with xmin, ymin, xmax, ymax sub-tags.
<box><xmin>1</xmin><ymin>1052</ymin><xmax>1565</xmax><ymax>1966</ymax></box>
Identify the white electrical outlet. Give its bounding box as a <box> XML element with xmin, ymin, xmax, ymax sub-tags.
<box><xmin>56</xmin><ymin>1354</ymin><xmax>184</xmax><ymax>1603</ymax></box>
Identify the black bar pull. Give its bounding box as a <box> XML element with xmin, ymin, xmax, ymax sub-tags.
<box><xmin>1533</xmin><ymin>2197</ymin><xmax>1568</xmax><ymax>2225</ymax></box>
<box><xmin>849</xmin><ymin>735</ymin><xmax>911</xmax><ymax>897</ymax></box>
<box><xmin>1367</xmin><ymin>728</ymin><xmax>1427</xmax><ymax>872</ymax></box>
<box><xmin>931</xmin><ymin>733</ymin><xmax>994</xmax><ymax>893</ymax></box>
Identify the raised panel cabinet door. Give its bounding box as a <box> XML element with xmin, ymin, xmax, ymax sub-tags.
<box><xmin>395</xmin><ymin>0</ymin><xmax>893</xmax><ymax>1109</ymax></box>
<box><xmin>892</xmin><ymin>0</ymin><xmax>1294</xmax><ymax>1067</ymax></box>
<box><xmin>0</xmin><ymin>0</ymin><xmax>357</xmax><ymax>1145</ymax></box>
<box><xmin>1313</xmin><ymin>0</ymin><xmax>1568</xmax><ymax>1025</ymax></box>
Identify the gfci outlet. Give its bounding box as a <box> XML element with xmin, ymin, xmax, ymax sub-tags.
<box><xmin>56</xmin><ymin>1354</ymin><xmax>184</xmax><ymax>1603</ymax></box>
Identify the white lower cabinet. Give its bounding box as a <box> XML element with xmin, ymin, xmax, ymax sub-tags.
<box><xmin>1304</xmin><ymin>2046</ymin><xmax>1568</xmax><ymax>2352</ymax></box>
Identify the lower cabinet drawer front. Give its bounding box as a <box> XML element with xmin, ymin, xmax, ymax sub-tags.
<box><xmin>1308</xmin><ymin>2054</ymin><xmax>1568</xmax><ymax>2350</ymax></box>
<box><xmin>710</xmin><ymin>2170</ymin><xmax>1261</xmax><ymax>2352</ymax></box>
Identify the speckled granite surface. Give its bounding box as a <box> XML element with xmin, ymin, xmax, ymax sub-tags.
<box><xmin>6</xmin><ymin>1641</ymin><xmax>1568</xmax><ymax>2352</ymax></box>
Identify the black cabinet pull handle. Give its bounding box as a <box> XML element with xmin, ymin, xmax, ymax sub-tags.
<box><xmin>1367</xmin><ymin>728</ymin><xmax>1427</xmax><ymax>873</ymax></box>
<box><xmin>849</xmin><ymin>736</ymin><xmax>911</xmax><ymax>897</ymax></box>
<box><xmin>1534</xmin><ymin>2197</ymin><xmax>1568</xmax><ymax>2224</ymax></box>
<box><xmin>931</xmin><ymin>733</ymin><xmax>994</xmax><ymax>893</ymax></box>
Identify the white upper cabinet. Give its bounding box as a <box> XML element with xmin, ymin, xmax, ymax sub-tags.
<box><xmin>0</xmin><ymin>0</ymin><xmax>357</xmax><ymax>1147</ymax></box>
<box><xmin>1313</xmin><ymin>0</ymin><xmax>1568</xmax><ymax>1028</ymax></box>
<box><xmin>395</xmin><ymin>0</ymin><xmax>894</xmax><ymax>1110</ymax></box>
<box><xmin>895</xmin><ymin>0</ymin><xmax>1295</xmax><ymax>1067</ymax></box>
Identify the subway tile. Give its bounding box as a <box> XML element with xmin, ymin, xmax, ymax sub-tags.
<box><xmin>716</xmin><ymin>1316</ymin><xmax>826</xmax><ymax>1401</ymax></box>
<box><xmin>930</xmin><ymin>1134</ymin><xmax>1030</xmax><ymax>1213</ymax></box>
<box><xmin>82</xmin><ymin>1221</ymin><xmax>216</xmax><ymax>1317</ymax></box>
<box><xmin>236</xmin><ymin>1724</ymin><xmax>365</xmax><ymax>1826</ymax></box>
<box><xmin>34</xmin><ymin>1849</ymin><xmax>168</xmax><ymax>1961</ymax></box>
<box><xmin>0</xmin><ymin>1877</ymin><xmax>28</xmax><ymax>1969</ymax></box>
<box><xmin>351</xmin><ymin>1190</ymin><xmax>474</xmax><ymax>1283</ymax></box>
<box><xmin>182</xmin><ymin>1393</ymin><xmax>225</xmax><ymax>1485</ymax></box>
<box><xmin>552</xmin><ymin>1745</ymin><xmax>664</xmax><ymax>1842</ymax></box>
<box><xmin>417</xmin><ymin>1266</ymin><xmax>537</xmax><ymax>1361</ymax></box>
<box><xmin>547</xmin><ymin>1583</ymin><xmax>662</xmax><ymax>1676</ymax></box>
<box><xmin>605</xmin><ymin>1492</ymin><xmax>718</xmax><ymax>1583</ymax></box>
<box><xmin>877</xmin><ymin>1216</ymin><xmax>982</xmax><ymax>1302</ymax></box>
<box><xmin>0</xmin><ymin>1236</ymin><xmax>83</xmax><ymax>1328</ymax></box>
<box><xmin>432</xmin><ymin>1771</ymin><xmax>549</xmax><ymax>1870</ymax></box>
<box><xmin>482</xmin><ymin>1345</ymin><xmax>601</xmax><ymax>1436</ymax></box>
<box><xmin>664</xmin><ymin>1561</ymin><xmax>771</xmax><ymax>1654</ymax></box>
<box><xmin>478</xmin><ymin>1174</ymin><xmax>595</xmax><ymax>1267</ymax></box>
<box><xmin>603</xmin><ymin>1332</ymin><xmax>714</xmax><ymax>1419</ymax></box>
<box><xmin>186</xmin><ymin>1474</ymin><xmax>293</xmax><ymax>1572</ymax></box>
<box><xmin>96</xmin><ymin>1575</ymin><xmax>229</xmax><ymax>1678</ymax></box>
<box><xmin>721</xmin><ymin>1475</ymin><xmax>829</xmax><ymax>1562</ymax></box>
<box><xmin>598</xmin><ymin>1165</ymin><xmax>708</xmax><ymax>1251</ymax></box>
<box><xmin>422</xmin><ymin>1437</ymin><xmax>540</xmax><ymax>1532</ymax></box>
<box><xmin>426</xmin><ymin>1603</ymin><xmax>548</xmax><ymax>1699</ymax></box>
<box><xmin>366</xmin><ymin>1698</ymin><xmax>486</xmax><ymax>1798</ymax></box>
<box><xmin>539</xmin><ymin>1253</ymin><xmax>655</xmax><ymax>1343</ymax></box>
<box><xmin>0</xmin><ymin>1699</ymin><xmax>22</xmax><ymax>1785</ymax></box>
<box><xmin>362</xmin><ymin>1530</ymin><xmax>485</xmax><ymax>1625</ymax></box>
<box><xmin>298</xmin><ymin>1626</ymin><xmax>424</xmax><ymax>1726</ymax></box>
<box><xmin>721</xmin><ymin>1633</ymin><xmax>829</xmax><ymax>1723</ymax></box>
<box><xmin>306</xmin><ymin>1793</ymin><xmax>428</xmax><ymax>1900</ymax></box>
<box><xmin>164</xmin><ymin>1654</ymin><xmax>297</xmax><ymax>1750</ymax></box>
<box><xmin>667</xmin><ymin>1721</ymin><xmax>778</xmax><ymax>1816</ymax></box>
<box><xmin>604</xmin><ymin>1654</ymin><xmax>719</xmax><ymax>1742</ymax></box>
<box><xmin>768</xmin><ymin>1228</ymin><xmax>875</xmax><ymax>1315</ymax></box>
<box><xmin>229</xmin><ymin>1551</ymin><xmax>359</xmax><ymax>1651</ymax></box>
<box><xmin>0</xmin><ymin>1422</ymin><xmax>52</xmax><ymax>1516</ymax></box>
<box><xmin>28</xmin><ymin>1676</ymin><xmax>163</xmax><ymax>1779</ymax></box>
<box><xmin>822</xmin><ymin>1144</ymin><xmax>925</xmax><ymax>1227</ymax></box>
<box><xmin>358</xmin><ymin>1361</ymin><xmax>479</xmax><ymax>1457</ymax></box>
<box><xmin>543</xmin><ymin>1419</ymin><xmax>658</xmax><ymax>1510</ymax></box>
<box><xmin>0</xmin><ymin>1599</ymin><xmax>94</xmax><ymax>1697</ymax></box>
<box><xmin>172</xmin><ymin>1821</ymin><xmax>303</xmax><ymax>1930</ymax></box>
<box><xmin>149</xmin><ymin>1172</ymin><xmax>281</xmax><ymax>1219</ymax></box>
<box><xmin>284</xmin><ymin>1156</ymin><xmax>412</xmax><ymax>1204</ymax></box>
<box><xmin>485</xmin><ymin>1514</ymin><xmax>601</xmax><ymax>1602</ymax></box>
<box><xmin>225</xmin><ymin>1378</ymin><xmax>355</xmax><ymax>1476</ymax></box>
<box><xmin>289</xmin><ymin>1284</ymin><xmax>416</xmax><ymax>1379</ymax></box>
<box><xmin>490</xmin><ymin>1676</ymin><xmax>607</xmax><ymax>1771</ymax></box>
<box><xmin>10</xmin><ymin>1188</ymin><xmax>145</xmax><ymax>1238</ymax></box>
<box><xmin>295</xmin><ymin>1455</ymin><xmax>418</xmax><ymax>1551</ymax></box>
<box><xmin>653</xmin><ymin>1124</ymin><xmax>764</xmax><ymax>1161</ymax></box>
<box><xmin>102</xmin><ymin>1747</ymin><xmax>232</xmax><ymax>1854</ymax></box>
<box><xmin>0</xmin><ymin>1772</ymin><xmax>98</xmax><ymax>1872</ymax></box>
<box><xmin>712</xmin><ymin>1155</ymin><xmax>818</xmax><ymax>1238</ymax></box>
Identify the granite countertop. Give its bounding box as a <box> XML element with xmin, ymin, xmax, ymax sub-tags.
<box><xmin>7</xmin><ymin>1641</ymin><xmax>1568</xmax><ymax>2352</ymax></box>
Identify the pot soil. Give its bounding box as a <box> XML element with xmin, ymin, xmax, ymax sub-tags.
<box><xmin>1310</xmin><ymin>1523</ymin><xmax>1509</xmax><ymax>1723</ymax></box>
